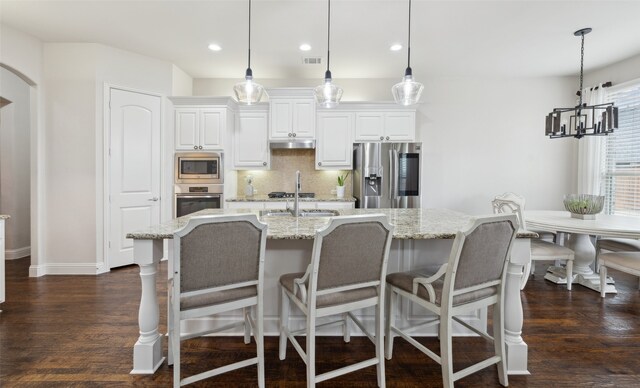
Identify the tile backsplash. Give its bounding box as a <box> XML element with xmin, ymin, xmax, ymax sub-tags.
<box><xmin>236</xmin><ymin>149</ymin><xmax>352</xmax><ymax>197</ymax></box>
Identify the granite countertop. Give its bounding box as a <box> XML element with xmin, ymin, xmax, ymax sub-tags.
<box><xmin>226</xmin><ymin>195</ymin><xmax>356</xmax><ymax>202</ymax></box>
<box><xmin>0</xmin><ymin>215</ymin><xmax>10</xmax><ymax>220</ymax></box>
<box><xmin>127</xmin><ymin>208</ymin><xmax>538</xmax><ymax>241</ymax></box>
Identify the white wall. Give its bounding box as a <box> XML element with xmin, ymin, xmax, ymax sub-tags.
<box><xmin>0</xmin><ymin>68</ymin><xmax>31</xmax><ymax>258</ymax></box>
<box><xmin>585</xmin><ymin>52</ymin><xmax>640</xmax><ymax>87</ymax></box>
<box><xmin>194</xmin><ymin>75</ymin><xmax>577</xmax><ymax>215</ymax></box>
<box><xmin>42</xmin><ymin>43</ymin><xmax>99</xmax><ymax>270</ymax></box>
<box><xmin>0</xmin><ymin>24</ymin><xmax>44</xmax><ymax>274</ymax></box>
<box><xmin>172</xmin><ymin>65</ymin><xmax>193</xmax><ymax>96</ymax></box>
<box><xmin>193</xmin><ymin>77</ymin><xmax>395</xmax><ymax>101</ymax></box>
<box><xmin>0</xmin><ymin>24</ymin><xmax>42</xmax><ymax>85</ymax></box>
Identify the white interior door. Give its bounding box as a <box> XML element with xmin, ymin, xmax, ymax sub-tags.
<box><xmin>109</xmin><ymin>88</ymin><xmax>161</xmax><ymax>268</ymax></box>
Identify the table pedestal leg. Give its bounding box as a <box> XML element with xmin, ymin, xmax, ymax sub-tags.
<box><xmin>544</xmin><ymin>233</ymin><xmax>617</xmax><ymax>294</ymax></box>
<box><xmin>504</xmin><ymin>240</ymin><xmax>529</xmax><ymax>375</ymax></box>
<box><xmin>131</xmin><ymin>240</ymin><xmax>165</xmax><ymax>374</ymax></box>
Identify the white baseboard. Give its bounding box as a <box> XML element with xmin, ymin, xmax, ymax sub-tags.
<box><xmin>5</xmin><ymin>246</ymin><xmax>31</xmax><ymax>260</ymax></box>
<box><xmin>28</xmin><ymin>262</ymin><xmax>107</xmax><ymax>276</ymax></box>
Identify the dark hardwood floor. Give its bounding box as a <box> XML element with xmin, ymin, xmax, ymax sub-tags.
<box><xmin>1</xmin><ymin>257</ymin><xmax>639</xmax><ymax>387</ymax></box>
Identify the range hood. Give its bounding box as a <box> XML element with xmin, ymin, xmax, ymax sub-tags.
<box><xmin>269</xmin><ymin>139</ymin><xmax>316</xmax><ymax>149</ymax></box>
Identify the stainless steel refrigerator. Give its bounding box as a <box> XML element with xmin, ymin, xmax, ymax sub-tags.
<box><xmin>352</xmin><ymin>142</ymin><xmax>421</xmax><ymax>208</ymax></box>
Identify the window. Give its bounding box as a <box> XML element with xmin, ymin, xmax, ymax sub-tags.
<box><xmin>602</xmin><ymin>82</ymin><xmax>640</xmax><ymax>216</ymax></box>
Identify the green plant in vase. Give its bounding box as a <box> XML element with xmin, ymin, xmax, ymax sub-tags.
<box><xmin>337</xmin><ymin>172</ymin><xmax>349</xmax><ymax>187</ymax></box>
<box><xmin>336</xmin><ymin>172</ymin><xmax>349</xmax><ymax>198</ymax></box>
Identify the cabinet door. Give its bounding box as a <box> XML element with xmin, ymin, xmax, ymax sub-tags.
<box><xmin>200</xmin><ymin>108</ymin><xmax>225</xmax><ymax>149</ymax></box>
<box><xmin>316</xmin><ymin>112</ymin><xmax>353</xmax><ymax>169</ymax></box>
<box><xmin>354</xmin><ymin>112</ymin><xmax>384</xmax><ymax>141</ymax></box>
<box><xmin>175</xmin><ymin>109</ymin><xmax>199</xmax><ymax>150</ymax></box>
<box><xmin>385</xmin><ymin>112</ymin><xmax>415</xmax><ymax>141</ymax></box>
<box><xmin>234</xmin><ymin>112</ymin><xmax>270</xmax><ymax>169</ymax></box>
<box><xmin>292</xmin><ymin>99</ymin><xmax>316</xmax><ymax>138</ymax></box>
<box><xmin>270</xmin><ymin>99</ymin><xmax>293</xmax><ymax>139</ymax></box>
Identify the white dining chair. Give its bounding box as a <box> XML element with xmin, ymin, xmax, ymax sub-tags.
<box><xmin>169</xmin><ymin>214</ymin><xmax>267</xmax><ymax>388</ymax></box>
<box><xmin>278</xmin><ymin>214</ymin><xmax>394</xmax><ymax>387</ymax></box>
<box><xmin>595</xmin><ymin>237</ymin><xmax>640</xmax><ymax>273</ymax></box>
<box><xmin>492</xmin><ymin>192</ymin><xmax>575</xmax><ymax>290</ymax></box>
<box><xmin>599</xmin><ymin>252</ymin><xmax>640</xmax><ymax>298</ymax></box>
<box><xmin>385</xmin><ymin>214</ymin><xmax>519</xmax><ymax>388</ymax></box>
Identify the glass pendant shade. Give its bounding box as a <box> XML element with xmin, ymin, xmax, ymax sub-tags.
<box><xmin>233</xmin><ymin>0</ymin><xmax>266</xmax><ymax>105</ymax></box>
<box><xmin>315</xmin><ymin>0</ymin><xmax>342</xmax><ymax>108</ymax></box>
<box><xmin>233</xmin><ymin>69</ymin><xmax>265</xmax><ymax>105</ymax></box>
<box><xmin>392</xmin><ymin>72</ymin><xmax>424</xmax><ymax>106</ymax></box>
<box><xmin>314</xmin><ymin>71</ymin><xmax>343</xmax><ymax>108</ymax></box>
<box><xmin>393</xmin><ymin>0</ymin><xmax>423</xmax><ymax>105</ymax></box>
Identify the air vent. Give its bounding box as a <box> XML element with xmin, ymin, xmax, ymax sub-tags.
<box><xmin>302</xmin><ymin>57</ymin><xmax>322</xmax><ymax>65</ymax></box>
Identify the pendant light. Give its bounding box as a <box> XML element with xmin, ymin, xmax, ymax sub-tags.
<box><xmin>233</xmin><ymin>0</ymin><xmax>266</xmax><ymax>105</ymax></box>
<box><xmin>392</xmin><ymin>0</ymin><xmax>424</xmax><ymax>106</ymax></box>
<box><xmin>545</xmin><ymin>28</ymin><xmax>618</xmax><ymax>139</ymax></box>
<box><xmin>314</xmin><ymin>0</ymin><xmax>343</xmax><ymax>108</ymax></box>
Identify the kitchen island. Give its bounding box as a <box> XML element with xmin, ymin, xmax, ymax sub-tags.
<box><xmin>127</xmin><ymin>208</ymin><xmax>533</xmax><ymax>375</ymax></box>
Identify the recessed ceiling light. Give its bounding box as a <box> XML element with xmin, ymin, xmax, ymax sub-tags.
<box><xmin>208</xmin><ymin>43</ymin><xmax>222</xmax><ymax>51</ymax></box>
<box><xmin>299</xmin><ymin>44</ymin><xmax>312</xmax><ymax>51</ymax></box>
<box><xmin>390</xmin><ymin>44</ymin><xmax>402</xmax><ymax>51</ymax></box>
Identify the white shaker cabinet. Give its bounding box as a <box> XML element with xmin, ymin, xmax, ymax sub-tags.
<box><xmin>268</xmin><ymin>89</ymin><xmax>316</xmax><ymax>140</ymax></box>
<box><xmin>354</xmin><ymin>111</ymin><xmax>415</xmax><ymax>142</ymax></box>
<box><xmin>316</xmin><ymin>111</ymin><xmax>354</xmax><ymax>170</ymax></box>
<box><xmin>175</xmin><ymin>107</ymin><xmax>226</xmax><ymax>151</ymax></box>
<box><xmin>233</xmin><ymin>108</ymin><xmax>270</xmax><ymax>169</ymax></box>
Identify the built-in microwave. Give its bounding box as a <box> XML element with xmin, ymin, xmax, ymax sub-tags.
<box><xmin>175</xmin><ymin>152</ymin><xmax>223</xmax><ymax>184</ymax></box>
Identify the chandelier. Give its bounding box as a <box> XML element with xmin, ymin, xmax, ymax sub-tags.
<box><xmin>545</xmin><ymin>28</ymin><xmax>618</xmax><ymax>139</ymax></box>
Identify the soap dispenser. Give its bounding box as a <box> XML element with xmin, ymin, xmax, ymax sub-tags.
<box><xmin>244</xmin><ymin>175</ymin><xmax>254</xmax><ymax>197</ymax></box>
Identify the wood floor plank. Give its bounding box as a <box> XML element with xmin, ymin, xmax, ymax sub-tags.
<box><xmin>1</xmin><ymin>257</ymin><xmax>639</xmax><ymax>387</ymax></box>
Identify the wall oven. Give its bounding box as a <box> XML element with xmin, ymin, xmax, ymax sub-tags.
<box><xmin>175</xmin><ymin>184</ymin><xmax>224</xmax><ymax>218</ymax></box>
<box><xmin>175</xmin><ymin>152</ymin><xmax>223</xmax><ymax>184</ymax></box>
<box><xmin>174</xmin><ymin>152</ymin><xmax>224</xmax><ymax>217</ymax></box>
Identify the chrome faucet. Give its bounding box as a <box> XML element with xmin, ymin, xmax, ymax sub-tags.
<box><xmin>293</xmin><ymin>170</ymin><xmax>301</xmax><ymax>217</ymax></box>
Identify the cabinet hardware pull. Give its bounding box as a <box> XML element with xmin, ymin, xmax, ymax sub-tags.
<box><xmin>386</xmin><ymin>136</ymin><xmax>390</xmax><ymax>141</ymax></box>
<box><xmin>318</xmin><ymin>162</ymin><xmax>321</xmax><ymax>166</ymax></box>
<box><xmin>293</xmin><ymin>133</ymin><xmax>296</xmax><ymax>137</ymax></box>
<box><xmin>199</xmin><ymin>145</ymin><xmax>203</xmax><ymax>149</ymax></box>
<box><xmin>288</xmin><ymin>133</ymin><xmax>292</xmax><ymax>137</ymax></box>
<box><xmin>263</xmin><ymin>162</ymin><xmax>267</xmax><ymax>166</ymax></box>
<box><xmin>193</xmin><ymin>146</ymin><xmax>198</xmax><ymax>150</ymax></box>
<box><xmin>148</xmin><ymin>197</ymin><xmax>159</xmax><ymax>202</ymax></box>
<box><xmin>380</xmin><ymin>136</ymin><xmax>384</xmax><ymax>140</ymax></box>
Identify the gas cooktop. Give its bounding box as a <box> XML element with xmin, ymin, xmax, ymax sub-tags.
<box><xmin>268</xmin><ymin>192</ymin><xmax>315</xmax><ymax>199</ymax></box>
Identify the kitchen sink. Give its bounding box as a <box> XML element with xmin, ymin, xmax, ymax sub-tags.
<box><xmin>259</xmin><ymin>209</ymin><xmax>293</xmax><ymax>217</ymax></box>
<box><xmin>258</xmin><ymin>209</ymin><xmax>340</xmax><ymax>217</ymax></box>
<box><xmin>299</xmin><ymin>209</ymin><xmax>340</xmax><ymax>217</ymax></box>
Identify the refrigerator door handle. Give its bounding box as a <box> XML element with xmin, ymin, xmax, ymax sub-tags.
<box><xmin>390</xmin><ymin>148</ymin><xmax>399</xmax><ymax>206</ymax></box>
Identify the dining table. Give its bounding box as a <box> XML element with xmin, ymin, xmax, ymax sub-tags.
<box><xmin>525</xmin><ymin>210</ymin><xmax>640</xmax><ymax>294</ymax></box>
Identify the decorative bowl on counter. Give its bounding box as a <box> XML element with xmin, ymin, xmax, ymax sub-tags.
<box><xmin>563</xmin><ymin>194</ymin><xmax>604</xmax><ymax>220</ymax></box>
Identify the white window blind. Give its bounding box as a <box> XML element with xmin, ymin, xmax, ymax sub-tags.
<box><xmin>602</xmin><ymin>82</ymin><xmax>640</xmax><ymax>216</ymax></box>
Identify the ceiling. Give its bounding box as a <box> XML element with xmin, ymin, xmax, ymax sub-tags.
<box><xmin>2</xmin><ymin>0</ymin><xmax>640</xmax><ymax>80</ymax></box>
